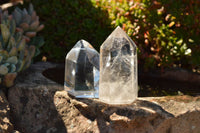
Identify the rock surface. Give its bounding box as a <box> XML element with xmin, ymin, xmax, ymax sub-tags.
<box><xmin>55</xmin><ymin>91</ymin><xmax>200</xmax><ymax>133</ymax></box>
<box><xmin>54</xmin><ymin>90</ymin><xmax>173</xmax><ymax>133</ymax></box>
<box><xmin>8</xmin><ymin>62</ymin><xmax>200</xmax><ymax>133</ymax></box>
<box><xmin>8</xmin><ymin>62</ymin><xmax>66</xmax><ymax>133</ymax></box>
<box><xmin>0</xmin><ymin>90</ymin><xmax>13</xmax><ymax>133</ymax></box>
<box><xmin>147</xmin><ymin>96</ymin><xmax>200</xmax><ymax>133</ymax></box>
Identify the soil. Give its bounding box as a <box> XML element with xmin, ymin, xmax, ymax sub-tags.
<box><xmin>42</xmin><ymin>65</ymin><xmax>200</xmax><ymax>97</ymax></box>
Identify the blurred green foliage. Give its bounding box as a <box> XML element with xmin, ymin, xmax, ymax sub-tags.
<box><xmin>24</xmin><ymin>0</ymin><xmax>112</xmax><ymax>62</ymax></box>
<box><xmin>24</xmin><ymin>0</ymin><xmax>200</xmax><ymax>71</ymax></box>
<box><xmin>95</xmin><ymin>0</ymin><xmax>200</xmax><ymax>71</ymax></box>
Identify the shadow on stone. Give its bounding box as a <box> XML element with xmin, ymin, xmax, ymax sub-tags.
<box><xmin>67</xmin><ymin>95</ymin><xmax>173</xmax><ymax>133</ymax></box>
<box><xmin>54</xmin><ymin>88</ymin><xmax>200</xmax><ymax>133</ymax></box>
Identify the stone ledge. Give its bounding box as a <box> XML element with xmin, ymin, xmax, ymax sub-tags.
<box><xmin>7</xmin><ymin>62</ymin><xmax>200</xmax><ymax>133</ymax></box>
<box><xmin>8</xmin><ymin>62</ymin><xmax>66</xmax><ymax>133</ymax></box>
<box><xmin>54</xmin><ymin>90</ymin><xmax>173</xmax><ymax>133</ymax></box>
<box><xmin>55</xmin><ymin>91</ymin><xmax>200</xmax><ymax>133</ymax></box>
<box><xmin>143</xmin><ymin>96</ymin><xmax>200</xmax><ymax>116</ymax></box>
<box><xmin>141</xmin><ymin>96</ymin><xmax>200</xmax><ymax>133</ymax></box>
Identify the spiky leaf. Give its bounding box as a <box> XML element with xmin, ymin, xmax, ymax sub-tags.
<box><xmin>28</xmin><ymin>3</ymin><xmax>34</xmax><ymax>15</ymax></box>
<box><xmin>12</xmin><ymin>9</ymin><xmax>22</xmax><ymax>25</ymax></box>
<box><xmin>7</xmin><ymin>36</ymin><xmax>16</xmax><ymax>51</ymax></box>
<box><xmin>15</xmin><ymin>7</ymin><xmax>23</xmax><ymax>14</ymax></box>
<box><xmin>10</xmin><ymin>20</ymin><xmax>16</xmax><ymax>35</ymax></box>
<box><xmin>18</xmin><ymin>49</ymin><xmax>24</xmax><ymax>60</ymax></box>
<box><xmin>19</xmin><ymin>23</ymin><xmax>29</xmax><ymax>31</ymax></box>
<box><xmin>36</xmin><ymin>24</ymin><xmax>44</xmax><ymax>32</ymax></box>
<box><xmin>0</xmin><ymin>36</ymin><xmax>5</xmax><ymax>48</ymax></box>
<box><xmin>0</xmin><ymin>56</ymin><xmax>3</xmax><ymax>63</ymax></box>
<box><xmin>31</xmin><ymin>11</ymin><xmax>37</xmax><ymax>21</ymax></box>
<box><xmin>23</xmin><ymin>59</ymin><xmax>31</xmax><ymax>70</ymax></box>
<box><xmin>1</xmin><ymin>24</ymin><xmax>10</xmax><ymax>43</ymax></box>
<box><xmin>23</xmin><ymin>35</ymin><xmax>30</xmax><ymax>42</ymax></box>
<box><xmin>22</xmin><ymin>14</ymin><xmax>31</xmax><ymax>24</ymax></box>
<box><xmin>16</xmin><ymin>60</ymin><xmax>25</xmax><ymax>72</ymax></box>
<box><xmin>0</xmin><ymin>65</ymin><xmax>8</xmax><ymax>75</ymax></box>
<box><xmin>16</xmin><ymin>27</ymin><xmax>24</xmax><ymax>33</ymax></box>
<box><xmin>0</xmin><ymin>42</ymin><xmax>2</xmax><ymax>49</ymax></box>
<box><xmin>25</xmin><ymin>32</ymin><xmax>36</xmax><ymax>38</ymax></box>
<box><xmin>9</xmin><ymin>64</ymin><xmax>16</xmax><ymax>73</ymax></box>
<box><xmin>14</xmin><ymin>32</ymin><xmax>23</xmax><ymax>44</ymax></box>
<box><xmin>9</xmin><ymin>47</ymin><xmax>17</xmax><ymax>56</ymax></box>
<box><xmin>17</xmin><ymin>38</ymin><xmax>26</xmax><ymax>51</ymax></box>
<box><xmin>30</xmin><ymin>20</ymin><xmax>39</xmax><ymax>30</ymax></box>
<box><xmin>23</xmin><ymin>9</ymin><xmax>28</xmax><ymax>15</ymax></box>
<box><xmin>23</xmin><ymin>48</ymin><xmax>29</xmax><ymax>57</ymax></box>
<box><xmin>29</xmin><ymin>45</ymin><xmax>35</xmax><ymax>58</ymax></box>
<box><xmin>6</xmin><ymin>56</ymin><xmax>18</xmax><ymax>64</ymax></box>
<box><xmin>0</xmin><ymin>50</ymin><xmax>8</xmax><ymax>59</ymax></box>
<box><xmin>3</xmin><ymin>63</ymin><xmax>10</xmax><ymax>67</ymax></box>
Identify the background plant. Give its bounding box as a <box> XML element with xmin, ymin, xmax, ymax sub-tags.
<box><xmin>95</xmin><ymin>0</ymin><xmax>200</xmax><ymax>71</ymax></box>
<box><xmin>0</xmin><ymin>3</ymin><xmax>44</xmax><ymax>88</ymax></box>
<box><xmin>24</xmin><ymin>0</ymin><xmax>200</xmax><ymax>71</ymax></box>
<box><xmin>11</xmin><ymin>3</ymin><xmax>44</xmax><ymax>56</ymax></box>
<box><xmin>24</xmin><ymin>0</ymin><xmax>112</xmax><ymax>61</ymax></box>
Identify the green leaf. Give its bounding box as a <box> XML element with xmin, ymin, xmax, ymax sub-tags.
<box><xmin>1</xmin><ymin>24</ymin><xmax>10</xmax><ymax>44</ymax></box>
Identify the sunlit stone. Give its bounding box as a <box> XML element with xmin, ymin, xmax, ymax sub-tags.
<box><xmin>99</xmin><ymin>26</ymin><xmax>138</xmax><ymax>104</ymax></box>
<box><xmin>64</xmin><ymin>39</ymin><xmax>99</xmax><ymax>98</ymax></box>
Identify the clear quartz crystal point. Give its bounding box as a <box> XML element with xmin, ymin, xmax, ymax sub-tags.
<box><xmin>64</xmin><ymin>39</ymin><xmax>99</xmax><ymax>98</ymax></box>
<box><xmin>99</xmin><ymin>26</ymin><xmax>138</xmax><ymax>104</ymax></box>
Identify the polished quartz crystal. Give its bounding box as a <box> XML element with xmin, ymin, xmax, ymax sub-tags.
<box><xmin>64</xmin><ymin>39</ymin><xmax>99</xmax><ymax>98</ymax></box>
<box><xmin>99</xmin><ymin>26</ymin><xmax>138</xmax><ymax>104</ymax></box>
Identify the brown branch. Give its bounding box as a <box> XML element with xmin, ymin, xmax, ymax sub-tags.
<box><xmin>0</xmin><ymin>1</ymin><xmax>23</xmax><ymax>10</ymax></box>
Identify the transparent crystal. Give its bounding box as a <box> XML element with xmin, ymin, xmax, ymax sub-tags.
<box><xmin>99</xmin><ymin>26</ymin><xmax>138</xmax><ymax>104</ymax></box>
<box><xmin>64</xmin><ymin>39</ymin><xmax>99</xmax><ymax>98</ymax></box>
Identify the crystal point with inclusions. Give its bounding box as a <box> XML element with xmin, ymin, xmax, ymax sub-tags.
<box><xmin>100</xmin><ymin>26</ymin><xmax>138</xmax><ymax>104</ymax></box>
<box><xmin>64</xmin><ymin>39</ymin><xmax>99</xmax><ymax>98</ymax></box>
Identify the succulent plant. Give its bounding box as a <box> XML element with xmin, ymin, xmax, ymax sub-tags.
<box><xmin>0</xmin><ymin>12</ymin><xmax>35</xmax><ymax>87</ymax></box>
<box><xmin>12</xmin><ymin>3</ymin><xmax>44</xmax><ymax>42</ymax></box>
<box><xmin>0</xmin><ymin>3</ymin><xmax>44</xmax><ymax>88</ymax></box>
<box><xmin>10</xmin><ymin>3</ymin><xmax>44</xmax><ymax>57</ymax></box>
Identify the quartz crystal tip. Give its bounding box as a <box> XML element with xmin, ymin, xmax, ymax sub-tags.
<box><xmin>65</xmin><ymin>39</ymin><xmax>99</xmax><ymax>98</ymax></box>
<box><xmin>99</xmin><ymin>26</ymin><xmax>138</xmax><ymax>104</ymax></box>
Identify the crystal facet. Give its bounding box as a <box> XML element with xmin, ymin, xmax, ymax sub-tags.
<box><xmin>99</xmin><ymin>26</ymin><xmax>138</xmax><ymax>104</ymax></box>
<box><xmin>64</xmin><ymin>39</ymin><xmax>99</xmax><ymax>98</ymax></box>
